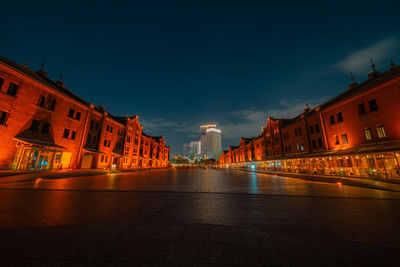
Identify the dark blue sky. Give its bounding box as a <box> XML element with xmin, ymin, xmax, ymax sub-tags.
<box><xmin>2</xmin><ymin>1</ymin><xmax>400</xmax><ymax>154</ymax></box>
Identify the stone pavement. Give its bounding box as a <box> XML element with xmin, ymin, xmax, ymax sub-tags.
<box><xmin>1</xmin><ymin>169</ymin><xmax>399</xmax><ymax>266</ymax></box>
<box><xmin>0</xmin><ymin>222</ymin><xmax>397</xmax><ymax>266</ymax></box>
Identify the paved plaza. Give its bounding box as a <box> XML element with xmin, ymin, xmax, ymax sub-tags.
<box><xmin>0</xmin><ymin>168</ymin><xmax>399</xmax><ymax>266</ymax></box>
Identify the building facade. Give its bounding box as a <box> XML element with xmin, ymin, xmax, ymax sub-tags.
<box><xmin>0</xmin><ymin>56</ymin><xmax>169</xmax><ymax>170</ymax></box>
<box><xmin>200</xmin><ymin>124</ymin><xmax>222</xmax><ymax>160</ymax></box>
<box><xmin>183</xmin><ymin>140</ymin><xmax>201</xmax><ymax>160</ymax></box>
<box><xmin>220</xmin><ymin>62</ymin><xmax>400</xmax><ymax>180</ymax></box>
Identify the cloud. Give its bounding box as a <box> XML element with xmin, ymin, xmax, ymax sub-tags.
<box><xmin>333</xmin><ymin>38</ymin><xmax>398</xmax><ymax>74</ymax></box>
<box><xmin>220</xmin><ymin>97</ymin><xmax>327</xmax><ymax>140</ymax></box>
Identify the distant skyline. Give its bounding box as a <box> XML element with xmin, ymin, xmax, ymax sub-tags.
<box><xmin>2</xmin><ymin>1</ymin><xmax>400</xmax><ymax>153</ymax></box>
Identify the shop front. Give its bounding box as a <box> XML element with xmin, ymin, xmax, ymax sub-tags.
<box><xmin>11</xmin><ymin>138</ymin><xmax>67</xmax><ymax>170</ymax></box>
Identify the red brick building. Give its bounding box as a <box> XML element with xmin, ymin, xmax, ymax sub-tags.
<box><xmin>220</xmin><ymin>61</ymin><xmax>400</xmax><ymax>179</ymax></box>
<box><xmin>0</xmin><ymin>56</ymin><xmax>169</xmax><ymax>170</ymax></box>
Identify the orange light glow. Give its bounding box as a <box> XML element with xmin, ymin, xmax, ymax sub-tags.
<box><xmin>34</xmin><ymin>178</ymin><xmax>43</xmax><ymax>188</ymax></box>
<box><xmin>336</xmin><ymin>182</ymin><xmax>342</xmax><ymax>190</ymax></box>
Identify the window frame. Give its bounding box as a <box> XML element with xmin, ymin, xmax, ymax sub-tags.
<box><xmin>376</xmin><ymin>125</ymin><xmax>387</xmax><ymax>139</ymax></box>
<box><xmin>341</xmin><ymin>133</ymin><xmax>348</xmax><ymax>144</ymax></box>
<box><xmin>337</xmin><ymin>112</ymin><xmax>343</xmax><ymax>122</ymax></box>
<box><xmin>75</xmin><ymin>111</ymin><xmax>81</xmax><ymax>121</ymax></box>
<box><xmin>330</xmin><ymin>115</ymin><xmax>335</xmax><ymax>125</ymax></box>
<box><xmin>369</xmin><ymin>99</ymin><xmax>378</xmax><ymax>112</ymax></box>
<box><xmin>358</xmin><ymin>103</ymin><xmax>366</xmax><ymax>115</ymax></box>
<box><xmin>68</xmin><ymin>108</ymin><xmax>75</xmax><ymax>118</ymax></box>
<box><xmin>63</xmin><ymin>128</ymin><xmax>70</xmax><ymax>138</ymax></box>
<box><xmin>71</xmin><ymin>131</ymin><xmax>76</xmax><ymax>140</ymax></box>
<box><xmin>364</xmin><ymin>128</ymin><xmax>373</xmax><ymax>141</ymax></box>
<box><xmin>0</xmin><ymin>110</ymin><xmax>9</xmax><ymax>126</ymax></box>
<box><xmin>6</xmin><ymin>82</ymin><xmax>18</xmax><ymax>96</ymax></box>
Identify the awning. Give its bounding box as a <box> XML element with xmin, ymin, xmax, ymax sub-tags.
<box><xmin>264</xmin><ymin>140</ymin><xmax>400</xmax><ymax>161</ymax></box>
<box><xmin>83</xmin><ymin>147</ymin><xmax>106</xmax><ymax>154</ymax></box>
<box><xmin>14</xmin><ymin>137</ymin><xmax>66</xmax><ymax>150</ymax></box>
<box><xmin>111</xmin><ymin>151</ymin><xmax>124</xmax><ymax>156</ymax></box>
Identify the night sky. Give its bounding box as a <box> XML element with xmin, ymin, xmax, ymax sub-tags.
<box><xmin>2</xmin><ymin>1</ymin><xmax>400</xmax><ymax>154</ymax></box>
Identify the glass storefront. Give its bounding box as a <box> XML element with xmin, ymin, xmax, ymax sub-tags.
<box><xmin>231</xmin><ymin>151</ymin><xmax>400</xmax><ymax>180</ymax></box>
<box><xmin>12</xmin><ymin>147</ymin><xmax>64</xmax><ymax>170</ymax></box>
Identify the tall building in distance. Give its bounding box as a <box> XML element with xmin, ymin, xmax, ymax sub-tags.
<box><xmin>200</xmin><ymin>124</ymin><xmax>222</xmax><ymax>160</ymax></box>
<box><xmin>183</xmin><ymin>140</ymin><xmax>201</xmax><ymax>160</ymax></box>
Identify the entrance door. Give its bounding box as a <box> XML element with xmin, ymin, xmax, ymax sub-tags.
<box><xmin>60</xmin><ymin>152</ymin><xmax>72</xmax><ymax>169</ymax></box>
<box><xmin>31</xmin><ymin>151</ymin><xmax>39</xmax><ymax>169</ymax></box>
<box><xmin>81</xmin><ymin>154</ymin><xmax>93</xmax><ymax>169</ymax></box>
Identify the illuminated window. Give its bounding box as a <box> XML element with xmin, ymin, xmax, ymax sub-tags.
<box><xmin>369</xmin><ymin>99</ymin><xmax>378</xmax><ymax>111</ymax></box>
<box><xmin>358</xmin><ymin>103</ymin><xmax>366</xmax><ymax>115</ymax></box>
<box><xmin>341</xmin><ymin>133</ymin><xmax>348</xmax><ymax>144</ymax></box>
<box><xmin>364</xmin><ymin>128</ymin><xmax>373</xmax><ymax>141</ymax></box>
<box><xmin>300</xmin><ymin>143</ymin><xmax>304</xmax><ymax>151</ymax></box>
<box><xmin>31</xmin><ymin>120</ymin><xmax>40</xmax><ymax>132</ymax></box>
<box><xmin>376</xmin><ymin>125</ymin><xmax>387</xmax><ymax>138</ymax></box>
<box><xmin>0</xmin><ymin>110</ymin><xmax>9</xmax><ymax>125</ymax></box>
<box><xmin>42</xmin><ymin>122</ymin><xmax>50</xmax><ymax>134</ymax></box>
<box><xmin>6</xmin><ymin>83</ymin><xmax>18</xmax><ymax>96</ymax></box>
<box><xmin>337</xmin><ymin>112</ymin><xmax>343</xmax><ymax>122</ymax></box>
<box><xmin>330</xmin><ymin>115</ymin><xmax>335</xmax><ymax>124</ymax></box>
<box><xmin>63</xmin><ymin>128</ymin><xmax>70</xmax><ymax>138</ymax></box>
<box><xmin>68</xmin><ymin>108</ymin><xmax>75</xmax><ymax>118</ymax></box>
<box><xmin>296</xmin><ymin>143</ymin><xmax>300</xmax><ymax>151</ymax></box>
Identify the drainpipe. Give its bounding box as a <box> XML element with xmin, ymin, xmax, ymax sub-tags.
<box><xmin>317</xmin><ymin>107</ymin><xmax>329</xmax><ymax>150</ymax></box>
<box><xmin>76</xmin><ymin>104</ymin><xmax>93</xmax><ymax>168</ymax></box>
<box><xmin>302</xmin><ymin>114</ymin><xmax>312</xmax><ymax>153</ymax></box>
